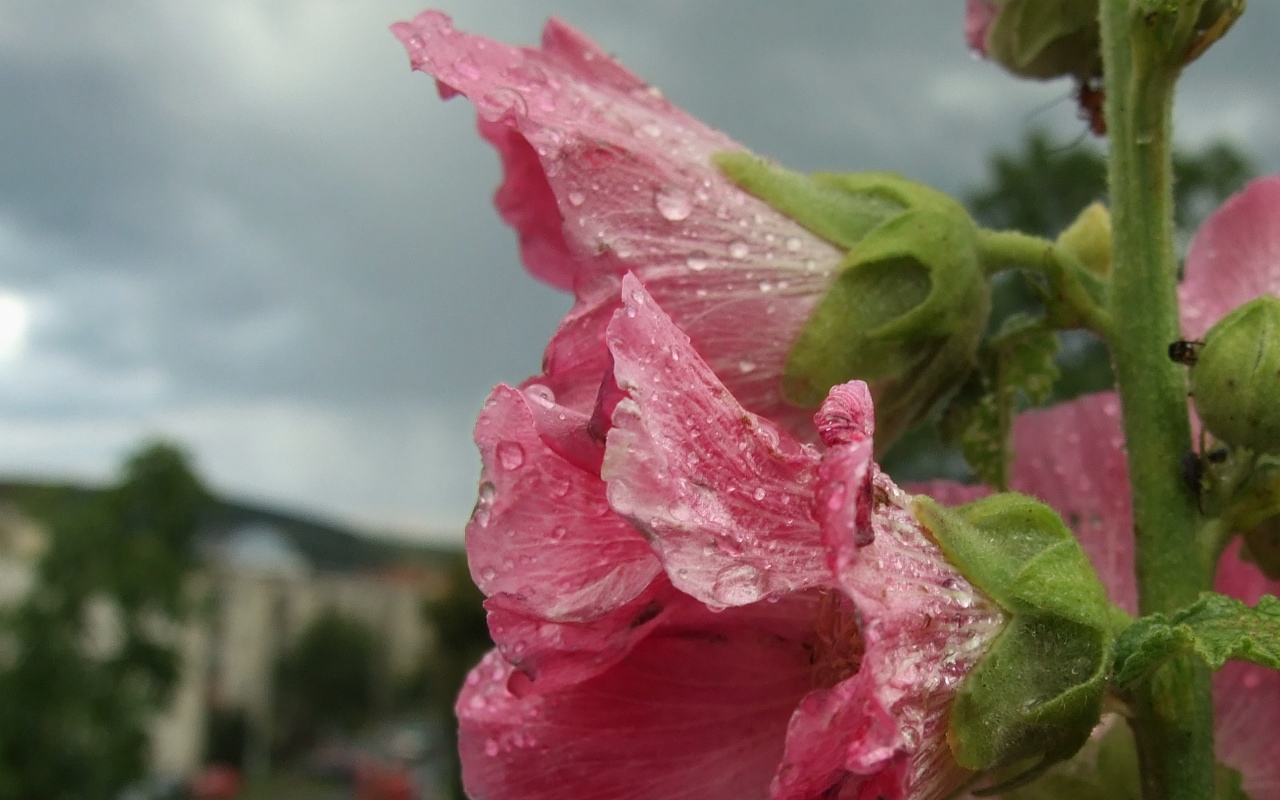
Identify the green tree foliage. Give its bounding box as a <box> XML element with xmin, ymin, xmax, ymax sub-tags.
<box><xmin>966</xmin><ymin>128</ymin><xmax>1255</xmax><ymax>239</ymax></box>
<box><xmin>273</xmin><ymin>609</ymin><xmax>386</xmax><ymax>753</ymax></box>
<box><xmin>0</xmin><ymin>441</ymin><xmax>209</xmax><ymax>800</ymax></box>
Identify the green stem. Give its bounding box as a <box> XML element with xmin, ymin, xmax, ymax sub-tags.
<box><xmin>975</xmin><ymin>229</ymin><xmax>1113</xmax><ymax>337</ymax></box>
<box><xmin>1100</xmin><ymin>2</ymin><xmax>1215</xmax><ymax>799</ymax></box>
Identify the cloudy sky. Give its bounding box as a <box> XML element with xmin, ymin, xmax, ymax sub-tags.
<box><xmin>1</xmin><ymin>1</ymin><xmax>1277</xmax><ymax>544</ymax></box>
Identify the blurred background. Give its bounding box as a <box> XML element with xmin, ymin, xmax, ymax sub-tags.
<box><xmin>1</xmin><ymin>1</ymin><xmax>1277</xmax><ymax>798</ymax></box>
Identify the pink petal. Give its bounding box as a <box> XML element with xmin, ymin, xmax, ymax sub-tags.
<box><xmin>468</xmin><ymin>384</ymin><xmax>660</xmax><ymax>622</ymax></box>
<box><xmin>394</xmin><ymin>12</ymin><xmax>844</xmax><ymax>434</ymax></box>
<box><xmin>457</xmin><ymin>595</ymin><xmax>822</xmax><ymax>800</ymax></box>
<box><xmin>1213</xmin><ymin>541</ymin><xmax>1280</xmax><ymax>799</ymax></box>
<box><xmin>791</xmin><ymin>471</ymin><xmax>1004</xmax><ymax>800</ymax></box>
<box><xmin>1008</xmin><ymin>392</ymin><xmax>1139</xmax><ymax>613</ymax></box>
<box><xmin>1181</xmin><ymin>175</ymin><xmax>1280</xmax><ymax>340</ymax></box>
<box><xmin>484</xmin><ymin>577</ymin><xmax>690</xmax><ymax>696</ymax></box>
<box><xmin>527</xmin><ymin>274</ymin><xmax>621</xmax><ymax>416</ymax></box>
<box><xmin>603</xmin><ymin>276</ymin><xmax>830</xmax><ymax>608</ymax></box>
<box><xmin>964</xmin><ymin>0</ymin><xmax>999</xmax><ymax>55</ymax></box>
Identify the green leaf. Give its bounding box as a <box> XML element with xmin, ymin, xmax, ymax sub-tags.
<box><xmin>1114</xmin><ymin>592</ymin><xmax>1280</xmax><ymax>687</ymax></box>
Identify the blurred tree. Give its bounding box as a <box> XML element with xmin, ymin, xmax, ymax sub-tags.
<box><xmin>273</xmin><ymin>609</ymin><xmax>386</xmax><ymax>753</ymax></box>
<box><xmin>0</xmin><ymin>440</ymin><xmax>209</xmax><ymax>800</ymax></box>
<box><xmin>416</xmin><ymin>554</ymin><xmax>491</xmax><ymax>800</ymax></box>
<box><xmin>966</xmin><ymin>128</ymin><xmax>1254</xmax><ymax>239</ymax></box>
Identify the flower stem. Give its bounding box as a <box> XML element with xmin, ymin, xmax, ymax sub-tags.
<box><xmin>1099</xmin><ymin>2</ymin><xmax>1216</xmax><ymax>799</ymax></box>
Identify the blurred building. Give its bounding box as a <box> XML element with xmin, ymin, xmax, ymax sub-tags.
<box><xmin>0</xmin><ymin>500</ymin><xmax>452</xmax><ymax>781</ymax></box>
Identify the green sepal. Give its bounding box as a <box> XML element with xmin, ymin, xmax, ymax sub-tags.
<box><xmin>714</xmin><ymin>155</ymin><xmax>992</xmax><ymax>452</ymax></box>
<box><xmin>913</xmin><ymin>493</ymin><xmax>1121</xmax><ymax>779</ymax></box>
<box><xmin>1113</xmin><ymin>592</ymin><xmax>1280</xmax><ymax>687</ymax></box>
<box><xmin>984</xmin><ymin>0</ymin><xmax>1101</xmax><ymax>81</ymax></box>
<box><xmin>712</xmin><ymin>153</ymin><xmax>906</xmax><ymax>250</ymax></box>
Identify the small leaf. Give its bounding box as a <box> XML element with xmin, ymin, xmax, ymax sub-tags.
<box><xmin>1113</xmin><ymin>592</ymin><xmax>1280</xmax><ymax>687</ymax></box>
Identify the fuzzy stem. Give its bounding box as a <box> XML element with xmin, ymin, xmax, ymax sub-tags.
<box><xmin>1100</xmin><ymin>2</ymin><xmax>1216</xmax><ymax>799</ymax></box>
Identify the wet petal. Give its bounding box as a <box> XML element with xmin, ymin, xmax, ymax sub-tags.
<box><xmin>603</xmin><ymin>276</ymin><xmax>830</xmax><ymax>608</ymax></box>
<box><xmin>468</xmin><ymin>384</ymin><xmax>660</xmax><ymax>622</ymax></box>
<box><xmin>1181</xmin><ymin>175</ymin><xmax>1280</xmax><ymax>340</ymax></box>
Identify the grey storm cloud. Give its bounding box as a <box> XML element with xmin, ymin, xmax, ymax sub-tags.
<box><xmin>0</xmin><ymin>0</ymin><xmax>1277</xmax><ymax>540</ymax></box>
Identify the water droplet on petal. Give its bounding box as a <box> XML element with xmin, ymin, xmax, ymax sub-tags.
<box><xmin>453</xmin><ymin>55</ymin><xmax>481</xmax><ymax>80</ymax></box>
<box><xmin>480</xmin><ymin>566</ymin><xmax>497</xmax><ymax>581</ymax></box>
<box><xmin>655</xmin><ymin>186</ymin><xmax>692</xmax><ymax>221</ymax></box>
<box><xmin>738</xmin><ymin>360</ymin><xmax>757</xmax><ymax>374</ymax></box>
<box><xmin>712</xmin><ymin>563</ymin><xmax>766</xmax><ymax>605</ymax></box>
<box><xmin>483</xmin><ymin>87</ymin><xmax>527</xmax><ymax>117</ymax></box>
<box><xmin>567</xmin><ymin>190</ymin><xmax>586</xmax><ymax>207</ymax></box>
<box><xmin>686</xmin><ymin>252</ymin><xmax>709</xmax><ymax>271</ymax></box>
<box><xmin>484</xmin><ymin>739</ymin><xmax>500</xmax><ymax>757</ymax></box>
<box><xmin>497</xmin><ymin>441</ymin><xmax>525</xmax><ymax>470</ymax></box>
<box><xmin>729</xmin><ymin>240</ymin><xmax>750</xmax><ymax>259</ymax></box>
<box><xmin>641</xmin><ymin>121</ymin><xmax>662</xmax><ymax>137</ymax></box>
<box><xmin>752</xmin><ymin>487</ymin><xmax>766</xmax><ymax>501</ymax></box>
<box><xmin>785</xmin><ymin>236</ymin><xmax>802</xmax><ymax>252</ymax></box>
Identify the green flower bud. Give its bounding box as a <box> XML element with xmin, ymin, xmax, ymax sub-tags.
<box><xmin>1190</xmin><ymin>296</ymin><xmax>1280</xmax><ymax>454</ymax></box>
<box><xmin>1056</xmin><ymin>202</ymin><xmax>1111</xmax><ymax>279</ymax></box>
<box><xmin>913</xmin><ymin>493</ymin><xmax>1122</xmax><ymax>789</ymax></box>
<box><xmin>983</xmin><ymin>0</ymin><xmax>1100</xmax><ymax>82</ymax></box>
<box><xmin>715</xmin><ymin>154</ymin><xmax>991</xmax><ymax>450</ymax></box>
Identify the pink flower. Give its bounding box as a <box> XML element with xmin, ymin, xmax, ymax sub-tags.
<box><xmin>924</xmin><ymin>176</ymin><xmax>1280</xmax><ymax>797</ymax></box>
<box><xmin>392</xmin><ymin>12</ymin><xmax>845</xmax><ymax>436</ymax></box>
<box><xmin>460</xmin><ymin>275</ymin><xmax>1005</xmax><ymax>800</ymax></box>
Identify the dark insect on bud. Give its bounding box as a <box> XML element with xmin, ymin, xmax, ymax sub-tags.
<box><xmin>1075</xmin><ymin>77</ymin><xmax>1106</xmax><ymax>138</ymax></box>
<box><xmin>1181</xmin><ymin>451</ymin><xmax>1205</xmax><ymax>502</ymax></box>
<box><xmin>1168</xmin><ymin>339</ymin><xmax>1204</xmax><ymax>366</ymax></box>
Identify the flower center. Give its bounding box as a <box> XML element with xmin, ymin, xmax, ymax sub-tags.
<box><xmin>808</xmin><ymin>589</ymin><xmax>864</xmax><ymax>688</ymax></box>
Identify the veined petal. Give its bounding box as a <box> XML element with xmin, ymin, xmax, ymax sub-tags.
<box><xmin>603</xmin><ymin>275</ymin><xmax>830</xmax><ymax>608</ymax></box>
<box><xmin>394</xmin><ymin>11</ymin><xmax>844</xmax><ymax>434</ymax></box>
<box><xmin>1181</xmin><ymin>175</ymin><xmax>1280</xmax><ymax>340</ymax></box>
<box><xmin>468</xmin><ymin>384</ymin><xmax>660</xmax><ymax>623</ymax></box>
<box><xmin>457</xmin><ymin>595</ymin><xmax>822</xmax><ymax>800</ymax></box>
<box><xmin>791</xmin><ymin>470</ymin><xmax>1004</xmax><ymax>800</ymax></box>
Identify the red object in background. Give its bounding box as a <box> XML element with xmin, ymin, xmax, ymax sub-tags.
<box><xmin>356</xmin><ymin>760</ymin><xmax>416</xmax><ymax>800</ymax></box>
<box><xmin>189</xmin><ymin>764</ymin><xmax>241</xmax><ymax>799</ymax></box>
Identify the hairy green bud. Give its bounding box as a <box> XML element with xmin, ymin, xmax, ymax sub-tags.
<box><xmin>1190</xmin><ymin>296</ymin><xmax>1280</xmax><ymax>454</ymax></box>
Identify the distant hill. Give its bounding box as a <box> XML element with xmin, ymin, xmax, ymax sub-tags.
<box><xmin>0</xmin><ymin>479</ymin><xmax>460</xmax><ymax>574</ymax></box>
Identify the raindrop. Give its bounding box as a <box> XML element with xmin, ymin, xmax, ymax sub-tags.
<box><xmin>655</xmin><ymin>186</ymin><xmax>692</xmax><ymax>221</ymax></box>
<box><xmin>567</xmin><ymin>190</ymin><xmax>586</xmax><ymax>207</ymax></box>
<box><xmin>729</xmin><ymin>240</ymin><xmax>750</xmax><ymax>259</ymax></box>
<box><xmin>484</xmin><ymin>87</ymin><xmax>527</xmax><ymax>117</ymax></box>
<box><xmin>525</xmin><ymin>384</ymin><xmax>556</xmax><ymax>407</ymax></box>
<box><xmin>738</xmin><ymin>360</ymin><xmax>757</xmax><ymax>374</ymax></box>
<box><xmin>497</xmin><ymin>441</ymin><xmax>525</xmax><ymax>470</ymax></box>
<box><xmin>480</xmin><ymin>566</ymin><xmax>497</xmax><ymax>581</ymax></box>
<box><xmin>453</xmin><ymin>55</ymin><xmax>482</xmax><ymax>80</ymax></box>
<box><xmin>752</xmin><ymin>487</ymin><xmax>766</xmax><ymax>501</ymax></box>
<box><xmin>641</xmin><ymin>121</ymin><xmax>662</xmax><ymax>137</ymax></box>
<box><xmin>785</xmin><ymin>236</ymin><xmax>802</xmax><ymax>252</ymax></box>
<box><xmin>686</xmin><ymin>252</ymin><xmax>710</xmax><ymax>271</ymax></box>
<box><xmin>484</xmin><ymin>739</ymin><xmax>500</xmax><ymax>757</ymax></box>
<box><xmin>712</xmin><ymin>563</ymin><xmax>767</xmax><ymax>605</ymax></box>
<box><xmin>549</xmin><ymin>526</ymin><xmax>567</xmax><ymax>542</ymax></box>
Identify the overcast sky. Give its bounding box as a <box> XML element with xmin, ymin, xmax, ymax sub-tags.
<box><xmin>1</xmin><ymin>1</ymin><xmax>1277</xmax><ymax>544</ymax></box>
